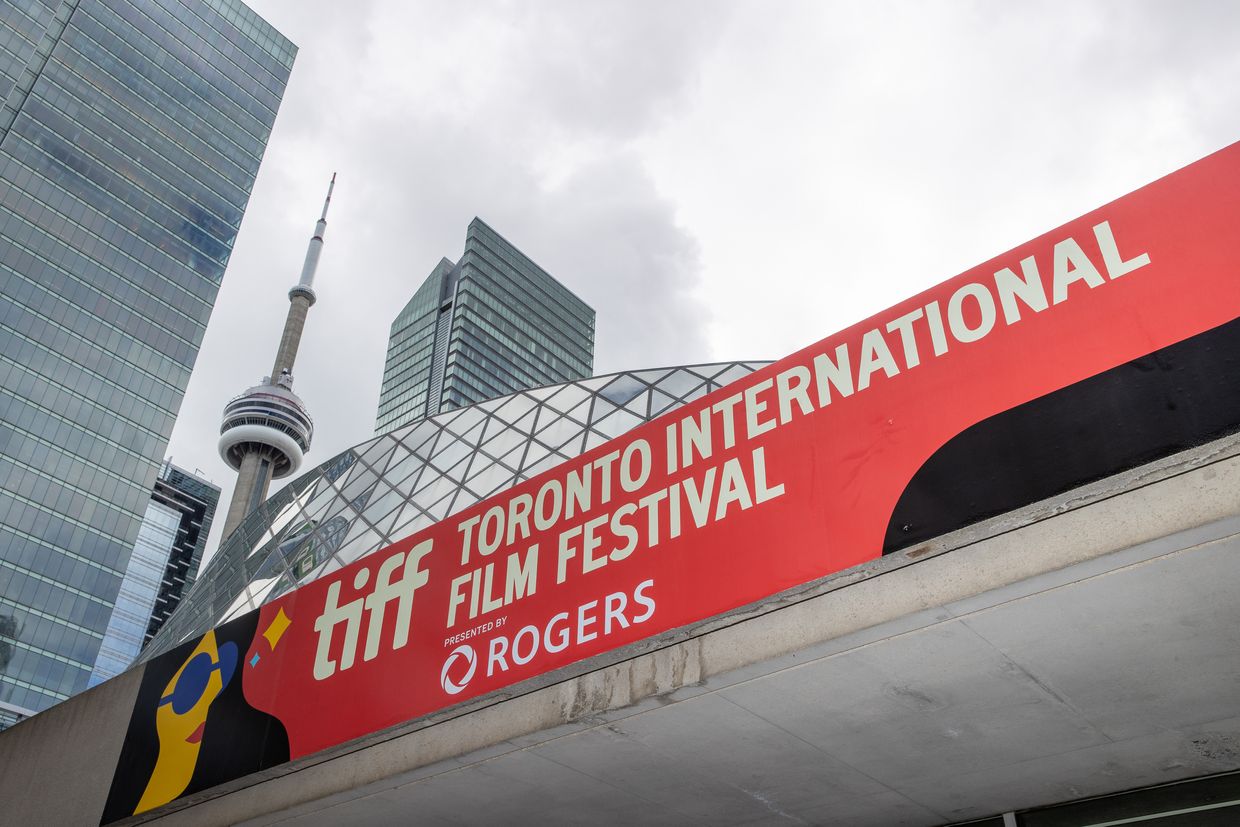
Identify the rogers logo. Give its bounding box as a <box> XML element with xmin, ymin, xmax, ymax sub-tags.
<box><xmin>440</xmin><ymin>643</ymin><xmax>477</xmax><ymax>695</ymax></box>
<box><xmin>483</xmin><ymin>579</ymin><xmax>655</xmax><ymax>679</ymax></box>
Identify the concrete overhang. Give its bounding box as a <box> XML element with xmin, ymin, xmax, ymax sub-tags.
<box><xmin>5</xmin><ymin>437</ymin><xmax>1240</xmax><ymax>826</ymax></box>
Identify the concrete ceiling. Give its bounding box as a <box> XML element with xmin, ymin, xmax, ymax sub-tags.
<box><xmin>241</xmin><ymin>513</ymin><xmax>1240</xmax><ymax>826</ymax></box>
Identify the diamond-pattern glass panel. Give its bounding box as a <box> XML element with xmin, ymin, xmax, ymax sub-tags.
<box><xmin>599</xmin><ymin>375</ymin><xmax>647</xmax><ymax>405</ymax></box>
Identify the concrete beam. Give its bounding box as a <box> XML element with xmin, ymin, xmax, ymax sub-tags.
<box><xmin>0</xmin><ymin>667</ymin><xmax>142</xmax><ymax>825</ymax></box>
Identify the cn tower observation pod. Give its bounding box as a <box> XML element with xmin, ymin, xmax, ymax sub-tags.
<box><xmin>218</xmin><ymin>380</ymin><xmax>315</xmax><ymax>479</ymax></box>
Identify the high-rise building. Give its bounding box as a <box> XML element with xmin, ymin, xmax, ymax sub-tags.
<box><xmin>0</xmin><ymin>0</ymin><xmax>294</xmax><ymax>719</ymax></box>
<box><xmin>88</xmin><ymin>460</ymin><xmax>219</xmax><ymax>686</ymax></box>
<box><xmin>375</xmin><ymin>218</ymin><xmax>596</xmax><ymax>434</ymax></box>
<box><xmin>139</xmin><ymin>463</ymin><xmax>220</xmax><ymax>644</ymax></box>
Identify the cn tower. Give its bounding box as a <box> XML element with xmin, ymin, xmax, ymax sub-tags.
<box><xmin>218</xmin><ymin>175</ymin><xmax>335</xmax><ymax>540</ymax></box>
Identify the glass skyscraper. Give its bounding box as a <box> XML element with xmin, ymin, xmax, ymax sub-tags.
<box><xmin>87</xmin><ymin>486</ymin><xmax>180</xmax><ymax>687</ymax></box>
<box><xmin>140</xmin><ymin>462</ymin><xmax>220</xmax><ymax>645</ymax></box>
<box><xmin>0</xmin><ymin>0</ymin><xmax>292</xmax><ymax>719</ymax></box>
<box><xmin>375</xmin><ymin>218</ymin><xmax>596</xmax><ymax>434</ymax></box>
<box><xmin>88</xmin><ymin>460</ymin><xmax>219</xmax><ymax>686</ymax></box>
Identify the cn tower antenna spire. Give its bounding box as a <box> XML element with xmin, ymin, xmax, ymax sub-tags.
<box><xmin>274</xmin><ymin>173</ymin><xmax>335</xmax><ymax>378</ymax></box>
<box><xmin>218</xmin><ymin>174</ymin><xmax>338</xmax><ymax>541</ymax></box>
<box><xmin>296</xmin><ymin>172</ymin><xmax>335</xmax><ymax>291</ymax></box>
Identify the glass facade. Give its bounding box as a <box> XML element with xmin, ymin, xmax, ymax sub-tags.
<box><xmin>375</xmin><ymin>218</ymin><xmax>596</xmax><ymax>434</ymax></box>
<box><xmin>89</xmin><ymin>498</ymin><xmax>178</xmax><ymax>685</ymax></box>
<box><xmin>142</xmin><ymin>462</ymin><xmax>219</xmax><ymax>643</ymax></box>
<box><xmin>87</xmin><ymin>461</ymin><xmax>219</xmax><ymax>685</ymax></box>
<box><xmin>145</xmin><ymin>362</ymin><xmax>770</xmax><ymax>659</ymax></box>
<box><xmin>0</xmin><ymin>0</ymin><xmax>292</xmax><ymax>716</ymax></box>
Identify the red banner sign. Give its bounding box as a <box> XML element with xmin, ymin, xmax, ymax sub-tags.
<box><xmin>104</xmin><ymin>141</ymin><xmax>1240</xmax><ymax>821</ymax></box>
<box><xmin>243</xmin><ymin>141</ymin><xmax>1240</xmax><ymax>759</ymax></box>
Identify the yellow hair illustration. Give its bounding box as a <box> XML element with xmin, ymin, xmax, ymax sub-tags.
<box><xmin>135</xmin><ymin>630</ymin><xmax>237</xmax><ymax>814</ymax></box>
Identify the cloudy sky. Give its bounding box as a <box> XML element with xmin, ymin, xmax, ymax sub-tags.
<box><xmin>170</xmin><ymin>0</ymin><xmax>1240</xmax><ymax>561</ymax></box>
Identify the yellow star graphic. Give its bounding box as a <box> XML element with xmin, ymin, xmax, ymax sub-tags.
<box><xmin>262</xmin><ymin>607</ymin><xmax>292</xmax><ymax>651</ymax></box>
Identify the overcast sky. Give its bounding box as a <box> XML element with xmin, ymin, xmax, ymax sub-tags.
<box><xmin>171</xmin><ymin>0</ymin><xmax>1240</xmax><ymax>562</ymax></box>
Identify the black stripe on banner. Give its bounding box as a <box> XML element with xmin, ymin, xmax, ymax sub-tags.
<box><xmin>883</xmin><ymin>315</ymin><xmax>1240</xmax><ymax>554</ymax></box>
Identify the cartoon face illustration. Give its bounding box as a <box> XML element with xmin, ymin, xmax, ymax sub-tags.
<box><xmin>135</xmin><ymin>630</ymin><xmax>238</xmax><ymax>815</ymax></box>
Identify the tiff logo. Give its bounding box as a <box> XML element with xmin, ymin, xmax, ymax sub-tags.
<box><xmin>312</xmin><ymin>540</ymin><xmax>433</xmax><ymax>680</ymax></box>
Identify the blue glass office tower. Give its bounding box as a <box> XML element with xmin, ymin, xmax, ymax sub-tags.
<box><xmin>375</xmin><ymin>218</ymin><xmax>596</xmax><ymax>434</ymax></box>
<box><xmin>0</xmin><ymin>0</ymin><xmax>293</xmax><ymax>720</ymax></box>
<box><xmin>88</xmin><ymin>460</ymin><xmax>219</xmax><ymax>687</ymax></box>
